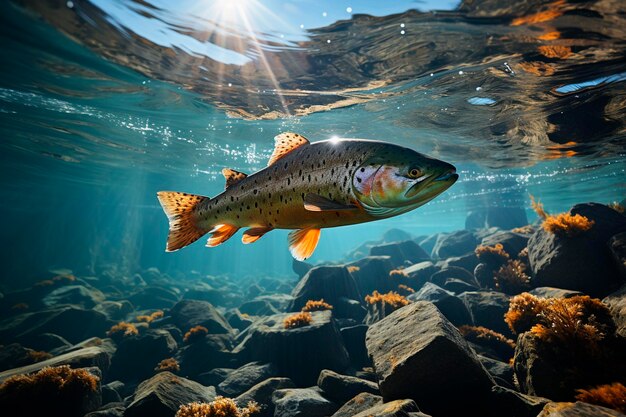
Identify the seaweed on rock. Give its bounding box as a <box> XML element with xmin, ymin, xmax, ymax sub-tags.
<box><xmin>575</xmin><ymin>382</ymin><xmax>626</xmax><ymax>413</ymax></box>
<box><xmin>283</xmin><ymin>312</ymin><xmax>313</xmax><ymax>329</ymax></box>
<box><xmin>494</xmin><ymin>259</ymin><xmax>531</xmax><ymax>295</ymax></box>
<box><xmin>301</xmin><ymin>299</ymin><xmax>333</xmax><ymax>312</ymax></box>
<box><xmin>183</xmin><ymin>325</ymin><xmax>209</xmax><ymax>343</ymax></box>
<box><xmin>530</xmin><ymin>194</ymin><xmax>595</xmax><ymax>237</ymax></box>
<box><xmin>176</xmin><ymin>397</ymin><xmax>260</xmax><ymax>417</ymax></box>
<box><xmin>365</xmin><ymin>290</ymin><xmax>409</xmax><ymax>309</ymax></box>
<box><xmin>155</xmin><ymin>357</ymin><xmax>180</xmax><ymax>373</ymax></box>
<box><xmin>107</xmin><ymin>321</ymin><xmax>139</xmax><ymax>339</ymax></box>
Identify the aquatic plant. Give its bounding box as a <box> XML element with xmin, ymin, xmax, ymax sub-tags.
<box><xmin>347</xmin><ymin>265</ymin><xmax>360</xmax><ymax>273</ymax></box>
<box><xmin>183</xmin><ymin>325</ymin><xmax>209</xmax><ymax>343</ymax></box>
<box><xmin>301</xmin><ymin>299</ymin><xmax>333</xmax><ymax>312</ymax></box>
<box><xmin>155</xmin><ymin>358</ymin><xmax>180</xmax><ymax>373</ymax></box>
<box><xmin>283</xmin><ymin>312</ymin><xmax>313</xmax><ymax>329</ymax></box>
<box><xmin>505</xmin><ymin>293</ymin><xmax>614</xmax><ymax>349</ymax></box>
<box><xmin>389</xmin><ymin>268</ymin><xmax>408</xmax><ymax>278</ymax></box>
<box><xmin>530</xmin><ymin>194</ymin><xmax>594</xmax><ymax>237</ymax></box>
<box><xmin>0</xmin><ymin>365</ymin><xmax>99</xmax><ymax>411</ymax></box>
<box><xmin>475</xmin><ymin>243</ymin><xmax>510</xmax><ymax>264</ymax></box>
<box><xmin>136</xmin><ymin>310</ymin><xmax>164</xmax><ymax>323</ymax></box>
<box><xmin>575</xmin><ymin>382</ymin><xmax>626</xmax><ymax>413</ymax></box>
<box><xmin>107</xmin><ymin>322</ymin><xmax>139</xmax><ymax>339</ymax></box>
<box><xmin>494</xmin><ymin>259</ymin><xmax>531</xmax><ymax>295</ymax></box>
<box><xmin>511</xmin><ymin>225</ymin><xmax>535</xmax><ymax>234</ymax></box>
<box><xmin>175</xmin><ymin>397</ymin><xmax>260</xmax><ymax>417</ymax></box>
<box><xmin>459</xmin><ymin>325</ymin><xmax>515</xmax><ymax>358</ymax></box>
<box><xmin>365</xmin><ymin>290</ymin><xmax>410</xmax><ymax>309</ymax></box>
<box><xmin>397</xmin><ymin>284</ymin><xmax>415</xmax><ymax>294</ymax></box>
<box><xmin>608</xmin><ymin>201</ymin><xmax>625</xmax><ymax>214</ymax></box>
<box><xmin>26</xmin><ymin>350</ymin><xmax>53</xmax><ymax>363</ymax></box>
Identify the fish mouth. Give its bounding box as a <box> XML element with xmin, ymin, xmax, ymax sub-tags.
<box><xmin>404</xmin><ymin>168</ymin><xmax>458</xmax><ymax>199</ymax></box>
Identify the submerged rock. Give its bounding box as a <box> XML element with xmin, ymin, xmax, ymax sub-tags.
<box><xmin>350</xmin><ymin>399</ymin><xmax>426</xmax><ymax>417</ymax></box>
<box><xmin>528</xmin><ymin>203</ymin><xmax>626</xmax><ymax>297</ymax></box>
<box><xmin>217</xmin><ymin>361</ymin><xmax>278</xmax><ymax>397</ymax></box>
<box><xmin>272</xmin><ymin>387</ymin><xmax>338</xmax><ymax>417</ymax></box>
<box><xmin>109</xmin><ymin>329</ymin><xmax>177</xmax><ymax>382</ymax></box>
<box><xmin>609</xmin><ymin>231</ymin><xmax>626</xmax><ymax>281</ymax></box>
<box><xmin>317</xmin><ymin>369</ymin><xmax>379</xmax><ymax>404</ymax></box>
<box><xmin>459</xmin><ymin>291</ymin><xmax>511</xmax><ymax>337</ymax></box>
<box><xmin>169</xmin><ymin>299</ymin><xmax>232</xmax><ymax>334</ymax></box>
<box><xmin>177</xmin><ymin>334</ymin><xmax>235</xmax><ymax>378</ymax></box>
<box><xmin>339</xmin><ymin>324</ymin><xmax>370</xmax><ymax>367</ymax></box>
<box><xmin>365</xmin><ymin>301</ymin><xmax>495</xmax><ymax>416</ymax></box>
<box><xmin>124</xmin><ymin>372</ymin><xmax>216</xmax><ymax>417</ymax></box>
<box><xmin>233</xmin><ymin>310</ymin><xmax>349</xmax><ymax>386</ymax></box>
<box><xmin>330</xmin><ymin>392</ymin><xmax>383</xmax><ymax>417</ymax></box>
<box><xmin>431</xmin><ymin>230</ymin><xmax>478</xmax><ymax>259</ymax></box>
<box><xmin>604</xmin><ymin>284</ymin><xmax>626</xmax><ymax>337</ymax></box>
<box><xmin>408</xmin><ymin>282</ymin><xmax>472</xmax><ymax>326</ymax></box>
<box><xmin>42</xmin><ymin>285</ymin><xmax>105</xmax><ymax>308</ymax></box>
<box><xmin>128</xmin><ymin>286</ymin><xmax>180</xmax><ymax>310</ymax></box>
<box><xmin>236</xmin><ymin>377</ymin><xmax>295</xmax><ymax>417</ymax></box>
<box><xmin>369</xmin><ymin>240</ymin><xmax>430</xmax><ymax>266</ymax></box>
<box><xmin>481</xmin><ymin>231</ymin><xmax>529</xmax><ymax>258</ymax></box>
<box><xmin>347</xmin><ymin>256</ymin><xmax>395</xmax><ymax>296</ymax></box>
<box><xmin>537</xmin><ymin>401</ymin><xmax>625</xmax><ymax>417</ymax></box>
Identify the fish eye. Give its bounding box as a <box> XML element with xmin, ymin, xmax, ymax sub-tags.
<box><xmin>408</xmin><ymin>168</ymin><xmax>421</xmax><ymax>178</ymax></box>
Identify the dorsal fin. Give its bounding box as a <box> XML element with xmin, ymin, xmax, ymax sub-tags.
<box><xmin>222</xmin><ymin>168</ymin><xmax>248</xmax><ymax>189</ymax></box>
<box><xmin>268</xmin><ymin>132</ymin><xmax>310</xmax><ymax>166</ymax></box>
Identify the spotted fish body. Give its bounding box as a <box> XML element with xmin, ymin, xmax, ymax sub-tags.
<box><xmin>157</xmin><ymin>132</ymin><xmax>458</xmax><ymax>260</ymax></box>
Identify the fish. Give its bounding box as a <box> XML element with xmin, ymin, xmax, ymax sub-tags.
<box><xmin>157</xmin><ymin>132</ymin><xmax>458</xmax><ymax>261</ymax></box>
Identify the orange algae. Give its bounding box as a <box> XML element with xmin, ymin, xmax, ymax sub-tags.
<box><xmin>136</xmin><ymin>310</ymin><xmax>164</xmax><ymax>323</ymax></box>
<box><xmin>347</xmin><ymin>266</ymin><xmax>360</xmax><ymax>273</ymax></box>
<box><xmin>494</xmin><ymin>259</ymin><xmax>531</xmax><ymax>295</ymax></box>
<box><xmin>176</xmin><ymin>396</ymin><xmax>260</xmax><ymax>417</ymax></box>
<box><xmin>389</xmin><ymin>269</ymin><xmax>408</xmax><ymax>278</ymax></box>
<box><xmin>575</xmin><ymin>382</ymin><xmax>626</xmax><ymax>413</ymax></box>
<box><xmin>301</xmin><ymin>299</ymin><xmax>333</xmax><ymax>312</ymax></box>
<box><xmin>459</xmin><ymin>325</ymin><xmax>515</xmax><ymax>350</ymax></box>
<box><xmin>538</xmin><ymin>45</ymin><xmax>573</xmax><ymax>59</ymax></box>
<box><xmin>183</xmin><ymin>325</ymin><xmax>209</xmax><ymax>343</ymax></box>
<box><xmin>107</xmin><ymin>322</ymin><xmax>139</xmax><ymax>339</ymax></box>
<box><xmin>365</xmin><ymin>291</ymin><xmax>409</xmax><ymax>309</ymax></box>
<box><xmin>529</xmin><ymin>194</ymin><xmax>594</xmax><ymax>237</ymax></box>
<box><xmin>512</xmin><ymin>225</ymin><xmax>535</xmax><ymax>234</ymax></box>
<box><xmin>155</xmin><ymin>358</ymin><xmax>180</xmax><ymax>373</ymax></box>
<box><xmin>505</xmin><ymin>293</ymin><xmax>549</xmax><ymax>334</ymax></box>
<box><xmin>511</xmin><ymin>9</ymin><xmax>563</xmax><ymax>26</ymax></box>
<box><xmin>284</xmin><ymin>312</ymin><xmax>313</xmax><ymax>329</ymax></box>
<box><xmin>475</xmin><ymin>243</ymin><xmax>510</xmax><ymax>264</ymax></box>
<box><xmin>397</xmin><ymin>284</ymin><xmax>415</xmax><ymax>294</ymax></box>
<box><xmin>518</xmin><ymin>61</ymin><xmax>556</xmax><ymax>76</ymax></box>
<box><xmin>26</xmin><ymin>350</ymin><xmax>53</xmax><ymax>363</ymax></box>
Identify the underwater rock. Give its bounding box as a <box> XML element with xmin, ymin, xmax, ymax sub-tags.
<box><xmin>41</xmin><ymin>284</ymin><xmax>105</xmax><ymax>308</ymax></box>
<box><xmin>474</xmin><ymin>262</ymin><xmax>496</xmax><ymax>288</ymax></box>
<box><xmin>288</xmin><ymin>266</ymin><xmax>362</xmax><ymax>315</ymax></box>
<box><xmin>254</xmin><ymin>293</ymin><xmax>294</xmax><ymax>312</ymax></box>
<box><xmin>109</xmin><ymin>329</ymin><xmax>177</xmax><ymax>382</ymax></box>
<box><xmin>233</xmin><ymin>310</ymin><xmax>349</xmax><ymax>386</ymax></box>
<box><xmin>196</xmin><ymin>367</ymin><xmax>234</xmax><ymax>386</ymax></box>
<box><xmin>466</xmin><ymin>207</ymin><xmax>528</xmax><ymax>230</ymax></box>
<box><xmin>101</xmin><ymin>380</ymin><xmax>123</xmax><ymax>404</ymax></box>
<box><xmin>383</xmin><ymin>228</ymin><xmax>414</xmax><ymax>243</ymax></box>
<box><xmin>604</xmin><ymin>284</ymin><xmax>626</xmax><ymax>337</ymax></box>
<box><xmin>437</xmin><ymin>253</ymin><xmax>479</xmax><ymax>276</ymax></box>
<box><xmin>21</xmin><ymin>332</ymin><xmax>71</xmax><ymax>352</ymax></box>
<box><xmin>177</xmin><ymin>334</ymin><xmax>235</xmax><ymax>378</ymax></box>
<box><xmin>528</xmin><ymin>203</ymin><xmax>626</xmax><ymax>298</ymax></box>
<box><xmin>317</xmin><ymin>369</ymin><xmax>379</xmax><ymax>404</ymax></box>
<box><xmin>346</xmin><ymin>256</ymin><xmax>395</xmax><ymax>296</ymax></box>
<box><xmin>459</xmin><ymin>291</ymin><xmax>512</xmax><ymax>337</ymax></box>
<box><xmin>402</xmin><ymin>261</ymin><xmax>439</xmax><ymax>286</ymax></box>
<box><xmin>85</xmin><ymin>403</ymin><xmax>125</xmax><ymax>417</ymax></box>
<box><xmin>537</xmin><ymin>401</ymin><xmax>625</xmax><ymax>417</ymax></box>
<box><xmin>128</xmin><ymin>286</ymin><xmax>180</xmax><ymax>310</ymax></box>
<box><xmin>217</xmin><ymin>361</ymin><xmax>278</xmax><ymax>397</ymax></box>
<box><xmin>235</xmin><ymin>377</ymin><xmax>295</xmax><ymax>417</ymax></box>
<box><xmin>431</xmin><ymin>230</ymin><xmax>479</xmax><ymax>259</ymax></box>
<box><xmin>169</xmin><ymin>299</ymin><xmax>232</xmax><ymax>334</ymax></box>
<box><xmin>369</xmin><ymin>240</ymin><xmax>431</xmax><ymax>267</ymax></box>
<box><xmin>365</xmin><ymin>301</ymin><xmax>495</xmax><ymax>416</ymax></box>
<box><xmin>350</xmin><ymin>399</ymin><xmax>427</xmax><ymax>417</ymax></box>
<box><xmin>478</xmin><ymin>355</ymin><xmax>514</xmax><ymax>388</ymax></box>
<box><xmin>272</xmin><ymin>387</ymin><xmax>339</xmax><ymax>417</ymax></box>
<box><xmin>481</xmin><ymin>231</ymin><xmax>529</xmax><ymax>259</ymax></box>
<box><xmin>226</xmin><ymin>309</ymin><xmax>254</xmax><ymax>332</ymax></box>
<box><xmin>124</xmin><ymin>371</ymin><xmax>216</xmax><ymax>417</ymax></box>
<box><xmin>340</xmin><ymin>324</ymin><xmax>370</xmax><ymax>367</ymax></box>
<box><xmin>330</xmin><ymin>392</ymin><xmax>383</xmax><ymax>417</ymax></box>
<box><xmin>430</xmin><ymin>265</ymin><xmax>478</xmax><ymax>287</ymax></box>
<box><xmin>239</xmin><ymin>298</ymin><xmax>280</xmax><ymax>316</ymax></box>
<box><xmin>408</xmin><ymin>282</ymin><xmax>473</xmax><ymax>327</ymax></box>
<box><xmin>292</xmin><ymin>259</ymin><xmax>314</xmax><ymax>278</ymax></box>
<box><xmin>443</xmin><ymin>277</ymin><xmax>479</xmax><ymax>294</ymax></box>
<box><xmin>183</xmin><ymin>286</ymin><xmax>226</xmax><ymax>306</ymax></box>
<box><xmin>528</xmin><ymin>287</ymin><xmax>582</xmax><ymax>299</ymax></box>
<box><xmin>609</xmin><ymin>232</ymin><xmax>626</xmax><ymax>281</ymax></box>
<box><xmin>94</xmin><ymin>300</ymin><xmax>134</xmax><ymax>321</ymax></box>
<box><xmin>0</xmin><ymin>306</ymin><xmax>112</xmax><ymax>345</ymax></box>
<box><xmin>490</xmin><ymin>385</ymin><xmax>550</xmax><ymax>417</ymax></box>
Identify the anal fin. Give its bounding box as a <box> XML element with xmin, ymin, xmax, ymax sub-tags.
<box><xmin>242</xmin><ymin>227</ymin><xmax>273</xmax><ymax>244</ymax></box>
<box><xmin>288</xmin><ymin>227</ymin><xmax>321</xmax><ymax>261</ymax></box>
<box><xmin>206</xmin><ymin>224</ymin><xmax>240</xmax><ymax>247</ymax></box>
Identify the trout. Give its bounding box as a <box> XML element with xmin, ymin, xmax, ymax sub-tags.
<box><xmin>157</xmin><ymin>132</ymin><xmax>458</xmax><ymax>260</ymax></box>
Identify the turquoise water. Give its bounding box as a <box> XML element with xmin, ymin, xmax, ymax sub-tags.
<box><xmin>0</xmin><ymin>0</ymin><xmax>624</xmax><ymax>284</ymax></box>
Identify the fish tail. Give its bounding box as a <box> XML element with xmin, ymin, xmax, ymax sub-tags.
<box><xmin>157</xmin><ymin>191</ymin><xmax>210</xmax><ymax>252</ymax></box>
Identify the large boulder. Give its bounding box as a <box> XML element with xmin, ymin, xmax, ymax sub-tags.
<box><xmin>236</xmin><ymin>377</ymin><xmax>295</xmax><ymax>417</ymax></box>
<box><xmin>217</xmin><ymin>362</ymin><xmax>278</xmax><ymax>397</ymax></box>
<box><xmin>459</xmin><ymin>291</ymin><xmax>511</xmax><ymax>337</ymax></box>
<box><xmin>351</xmin><ymin>399</ymin><xmax>427</xmax><ymax>417</ymax></box>
<box><xmin>431</xmin><ymin>230</ymin><xmax>478</xmax><ymax>259</ymax></box>
<box><xmin>288</xmin><ymin>266</ymin><xmax>361</xmax><ymax>316</ymax></box>
<box><xmin>124</xmin><ymin>372</ymin><xmax>216</xmax><ymax>417</ymax></box>
<box><xmin>481</xmin><ymin>231</ymin><xmax>529</xmax><ymax>258</ymax></box>
<box><xmin>346</xmin><ymin>257</ymin><xmax>395</xmax><ymax>297</ymax></box>
<box><xmin>538</xmin><ymin>401</ymin><xmax>625</xmax><ymax>417</ymax></box>
<box><xmin>109</xmin><ymin>329</ymin><xmax>177</xmax><ymax>382</ymax></box>
<box><xmin>317</xmin><ymin>369</ymin><xmax>379</xmax><ymax>404</ymax></box>
<box><xmin>330</xmin><ymin>393</ymin><xmax>382</xmax><ymax>417</ymax></box>
<box><xmin>604</xmin><ymin>284</ymin><xmax>626</xmax><ymax>337</ymax></box>
<box><xmin>466</xmin><ymin>207</ymin><xmax>528</xmax><ymax>230</ymax></box>
<box><xmin>169</xmin><ymin>299</ymin><xmax>232</xmax><ymax>334</ymax></box>
<box><xmin>339</xmin><ymin>324</ymin><xmax>370</xmax><ymax>367</ymax></box>
<box><xmin>365</xmin><ymin>301</ymin><xmax>495</xmax><ymax>416</ymax></box>
<box><xmin>408</xmin><ymin>283</ymin><xmax>473</xmax><ymax>326</ymax></box>
<box><xmin>369</xmin><ymin>240</ymin><xmax>430</xmax><ymax>266</ymax></box>
<box><xmin>42</xmin><ymin>285</ymin><xmax>105</xmax><ymax>309</ymax></box>
<box><xmin>272</xmin><ymin>387</ymin><xmax>338</xmax><ymax>417</ymax></box>
<box><xmin>177</xmin><ymin>334</ymin><xmax>235</xmax><ymax>378</ymax></box>
<box><xmin>528</xmin><ymin>203</ymin><xmax>626</xmax><ymax>297</ymax></box>
<box><xmin>233</xmin><ymin>311</ymin><xmax>349</xmax><ymax>386</ymax></box>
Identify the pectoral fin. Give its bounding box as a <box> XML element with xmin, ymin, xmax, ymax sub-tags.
<box><xmin>304</xmin><ymin>193</ymin><xmax>358</xmax><ymax>212</ymax></box>
<box><xmin>242</xmin><ymin>226</ymin><xmax>273</xmax><ymax>244</ymax></box>
<box><xmin>288</xmin><ymin>227</ymin><xmax>321</xmax><ymax>261</ymax></box>
<box><xmin>206</xmin><ymin>224</ymin><xmax>240</xmax><ymax>247</ymax></box>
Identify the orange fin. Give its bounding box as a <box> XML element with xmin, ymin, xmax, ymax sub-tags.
<box><xmin>268</xmin><ymin>132</ymin><xmax>310</xmax><ymax>166</ymax></box>
<box><xmin>304</xmin><ymin>193</ymin><xmax>358</xmax><ymax>212</ymax></box>
<box><xmin>242</xmin><ymin>226</ymin><xmax>274</xmax><ymax>244</ymax></box>
<box><xmin>206</xmin><ymin>224</ymin><xmax>240</xmax><ymax>247</ymax></box>
<box><xmin>288</xmin><ymin>227</ymin><xmax>321</xmax><ymax>261</ymax></box>
<box><xmin>157</xmin><ymin>191</ymin><xmax>210</xmax><ymax>252</ymax></box>
<box><xmin>222</xmin><ymin>168</ymin><xmax>248</xmax><ymax>189</ymax></box>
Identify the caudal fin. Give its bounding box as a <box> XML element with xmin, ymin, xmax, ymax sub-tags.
<box><xmin>157</xmin><ymin>191</ymin><xmax>210</xmax><ymax>252</ymax></box>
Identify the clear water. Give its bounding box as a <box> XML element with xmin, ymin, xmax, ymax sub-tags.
<box><xmin>0</xmin><ymin>0</ymin><xmax>624</xmax><ymax>284</ymax></box>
